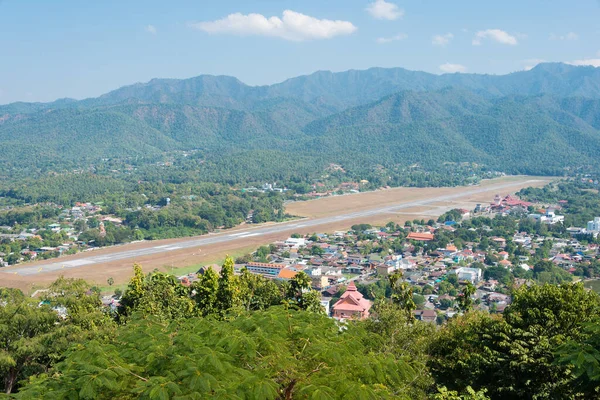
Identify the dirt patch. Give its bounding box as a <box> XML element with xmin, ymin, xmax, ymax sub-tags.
<box><xmin>286</xmin><ymin>176</ymin><xmax>550</xmax><ymax>219</ymax></box>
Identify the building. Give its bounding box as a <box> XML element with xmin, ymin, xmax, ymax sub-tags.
<box><xmin>245</xmin><ymin>262</ymin><xmax>286</xmax><ymax>277</ymax></box>
<box><xmin>277</xmin><ymin>268</ymin><xmax>298</xmax><ymax>280</ymax></box>
<box><xmin>377</xmin><ymin>264</ymin><xmax>397</xmax><ymax>276</ymax></box>
<box><xmin>320</xmin><ymin>298</ymin><xmax>331</xmax><ymax>316</ymax></box>
<box><xmin>311</xmin><ymin>276</ymin><xmax>330</xmax><ymax>290</ymax></box>
<box><xmin>346</xmin><ymin>254</ymin><xmax>364</xmax><ymax>265</ymax></box>
<box><xmin>332</xmin><ymin>281</ymin><xmax>372</xmax><ymax>320</ymax></box>
<box><xmin>454</xmin><ymin>267</ymin><xmax>482</xmax><ymax>284</ymax></box>
<box><xmin>407</xmin><ymin>232</ymin><xmax>434</xmax><ymax>241</ymax></box>
<box><xmin>530</xmin><ymin>209</ymin><xmax>565</xmax><ymax>225</ymax></box>
<box><xmin>284</xmin><ymin>238</ymin><xmax>306</xmax><ymax>249</ymax></box>
<box><xmin>414</xmin><ymin>309</ymin><xmax>437</xmax><ymax>323</ymax></box>
<box><xmin>588</xmin><ymin>217</ymin><xmax>600</xmax><ymax>233</ymax></box>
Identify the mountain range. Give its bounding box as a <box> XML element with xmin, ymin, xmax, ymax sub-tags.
<box><xmin>2</xmin><ymin>62</ymin><xmax>600</xmax><ymax>180</ymax></box>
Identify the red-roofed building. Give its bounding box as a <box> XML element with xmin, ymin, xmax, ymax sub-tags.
<box><xmin>407</xmin><ymin>232</ymin><xmax>435</xmax><ymax>241</ymax></box>
<box><xmin>332</xmin><ymin>281</ymin><xmax>372</xmax><ymax>320</ymax></box>
<box><xmin>277</xmin><ymin>268</ymin><xmax>298</xmax><ymax>280</ymax></box>
<box><xmin>491</xmin><ymin>194</ymin><xmax>532</xmax><ymax>209</ymax></box>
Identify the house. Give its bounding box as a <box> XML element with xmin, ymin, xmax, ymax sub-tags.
<box><xmin>311</xmin><ymin>276</ymin><xmax>330</xmax><ymax>290</ymax></box>
<box><xmin>498</xmin><ymin>259</ymin><xmax>512</xmax><ymax>268</ymax></box>
<box><xmin>345</xmin><ymin>264</ymin><xmax>365</xmax><ymax>274</ymax></box>
<box><xmin>377</xmin><ymin>264</ymin><xmax>397</xmax><ymax>276</ymax></box>
<box><xmin>344</xmin><ymin>254</ymin><xmax>363</xmax><ymax>265</ymax></box>
<box><xmin>332</xmin><ymin>281</ymin><xmax>372</xmax><ymax>320</ymax></box>
<box><xmin>414</xmin><ymin>309</ymin><xmax>437</xmax><ymax>323</ymax></box>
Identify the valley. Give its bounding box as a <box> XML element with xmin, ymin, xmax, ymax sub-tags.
<box><xmin>0</xmin><ymin>175</ymin><xmax>550</xmax><ymax>291</ymax></box>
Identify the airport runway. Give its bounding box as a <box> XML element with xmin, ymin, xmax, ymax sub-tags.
<box><xmin>1</xmin><ymin>179</ymin><xmax>544</xmax><ymax>277</ymax></box>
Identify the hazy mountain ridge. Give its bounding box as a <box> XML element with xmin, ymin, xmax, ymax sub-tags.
<box><xmin>2</xmin><ymin>63</ymin><xmax>600</xmax><ymax>178</ymax></box>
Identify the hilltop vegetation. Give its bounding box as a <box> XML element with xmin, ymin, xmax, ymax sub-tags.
<box><xmin>4</xmin><ymin>260</ymin><xmax>600</xmax><ymax>398</ymax></box>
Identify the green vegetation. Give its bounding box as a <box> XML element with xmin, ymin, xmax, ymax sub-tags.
<box><xmin>4</xmin><ymin>260</ymin><xmax>600</xmax><ymax>398</ymax></box>
<box><xmin>3</xmin><ymin>63</ymin><xmax>600</xmax><ymax>187</ymax></box>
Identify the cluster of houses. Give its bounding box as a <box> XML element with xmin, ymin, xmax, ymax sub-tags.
<box><xmin>167</xmin><ymin>193</ymin><xmax>600</xmax><ymax>323</ymax></box>
<box><xmin>0</xmin><ymin>202</ymin><xmax>128</xmax><ymax>266</ymax></box>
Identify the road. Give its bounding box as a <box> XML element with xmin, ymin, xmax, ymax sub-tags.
<box><xmin>1</xmin><ymin>179</ymin><xmax>545</xmax><ymax>277</ymax></box>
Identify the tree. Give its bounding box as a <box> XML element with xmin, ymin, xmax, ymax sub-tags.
<box><xmin>17</xmin><ymin>307</ymin><xmax>426</xmax><ymax>399</ymax></box>
<box><xmin>0</xmin><ymin>288</ymin><xmax>61</xmax><ymax>394</ymax></box>
<box><xmin>43</xmin><ymin>277</ymin><xmax>114</xmax><ymax>332</ymax></box>
<box><xmin>311</xmin><ymin>245</ymin><xmax>324</xmax><ymax>256</ymax></box>
<box><xmin>413</xmin><ymin>293</ymin><xmax>426</xmax><ymax>308</ymax></box>
<box><xmin>215</xmin><ymin>256</ymin><xmax>242</xmax><ymax>316</ymax></box>
<box><xmin>447</xmin><ymin>274</ymin><xmax>459</xmax><ymax>287</ymax></box>
<box><xmin>456</xmin><ymin>283</ymin><xmax>475</xmax><ymax>313</ymax></box>
<box><xmin>555</xmin><ymin>318</ymin><xmax>600</xmax><ymax>397</ymax></box>
<box><xmin>239</xmin><ymin>268</ymin><xmax>282</xmax><ymax>312</ymax></box>
<box><xmin>389</xmin><ymin>272</ymin><xmax>416</xmax><ymax>319</ymax></box>
<box><xmin>192</xmin><ymin>266</ymin><xmax>219</xmax><ymax>316</ymax></box>
<box><xmin>118</xmin><ymin>264</ymin><xmax>195</xmax><ymax>320</ymax></box>
<box><xmin>286</xmin><ymin>271</ymin><xmax>323</xmax><ymax>313</ymax></box>
<box><xmin>433</xmin><ymin>386</ymin><xmax>490</xmax><ymax>400</ymax></box>
<box><xmin>439</xmin><ymin>298</ymin><xmax>454</xmax><ymax>310</ymax></box>
<box><xmin>429</xmin><ymin>283</ymin><xmax>600</xmax><ymax>399</ymax></box>
<box><xmin>106</xmin><ymin>277</ymin><xmax>114</xmax><ymax>287</ymax></box>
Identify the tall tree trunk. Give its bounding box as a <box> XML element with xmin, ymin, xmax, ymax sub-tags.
<box><xmin>4</xmin><ymin>369</ymin><xmax>17</xmax><ymax>394</ymax></box>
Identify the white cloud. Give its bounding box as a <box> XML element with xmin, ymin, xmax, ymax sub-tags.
<box><xmin>472</xmin><ymin>29</ymin><xmax>518</xmax><ymax>46</ymax></box>
<box><xmin>376</xmin><ymin>33</ymin><xmax>408</xmax><ymax>44</ymax></box>
<box><xmin>432</xmin><ymin>33</ymin><xmax>454</xmax><ymax>46</ymax></box>
<box><xmin>366</xmin><ymin>0</ymin><xmax>404</xmax><ymax>20</ymax></box>
<box><xmin>549</xmin><ymin>32</ymin><xmax>578</xmax><ymax>40</ymax></box>
<box><xmin>566</xmin><ymin>59</ymin><xmax>600</xmax><ymax>67</ymax></box>
<box><xmin>439</xmin><ymin>63</ymin><xmax>467</xmax><ymax>73</ymax></box>
<box><xmin>190</xmin><ymin>10</ymin><xmax>357</xmax><ymax>41</ymax></box>
<box><xmin>522</xmin><ymin>58</ymin><xmax>546</xmax><ymax>71</ymax></box>
<box><xmin>145</xmin><ymin>25</ymin><xmax>157</xmax><ymax>35</ymax></box>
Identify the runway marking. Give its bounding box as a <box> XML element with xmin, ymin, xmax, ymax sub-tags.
<box><xmin>63</xmin><ymin>259</ymin><xmax>95</xmax><ymax>267</ymax></box>
<box><xmin>239</xmin><ymin>233</ymin><xmax>260</xmax><ymax>238</ymax></box>
<box><xmin>229</xmin><ymin>231</ymin><xmax>250</xmax><ymax>237</ymax></box>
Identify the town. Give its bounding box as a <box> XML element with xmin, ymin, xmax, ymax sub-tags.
<box><xmin>165</xmin><ymin>190</ymin><xmax>600</xmax><ymax>324</ymax></box>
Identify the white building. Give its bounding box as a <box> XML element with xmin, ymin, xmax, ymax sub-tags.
<box><xmin>588</xmin><ymin>217</ymin><xmax>600</xmax><ymax>233</ymax></box>
<box><xmin>284</xmin><ymin>238</ymin><xmax>306</xmax><ymax>249</ymax></box>
<box><xmin>529</xmin><ymin>209</ymin><xmax>565</xmax><ymax>225</ymax></box>
<box><xmin>454</xmin><ymin>267</ymin><xmax>482</xmax><ymax>284</ymax></box>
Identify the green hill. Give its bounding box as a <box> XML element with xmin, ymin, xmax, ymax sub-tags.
<box><xmin>2</xmin><ymin>63</ymin><xmax>600</xmax><ymax>181</ymax></box>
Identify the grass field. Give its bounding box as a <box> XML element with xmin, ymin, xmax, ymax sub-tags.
<box><xmin>584</xmin><ymin>279</ymin><xmax>600</xmax><ymax>293</ymax></box>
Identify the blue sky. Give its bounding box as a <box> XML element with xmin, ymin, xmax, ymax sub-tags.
<box><xmin>1</xmin><ymin>0</ymin><xmax>599</xmax><ymax>104</ymax></box>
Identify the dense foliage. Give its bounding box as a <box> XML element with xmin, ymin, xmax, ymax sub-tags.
<box><xmin>5</xmin><ymin>275</ymin><xmax>600</xmax><ymax>398</ymax></box>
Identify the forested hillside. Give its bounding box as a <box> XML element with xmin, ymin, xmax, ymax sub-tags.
<box><xmin>2</xmin><ymin>63</ymin><xmax>600</xmax><ymax>183</ymax></box>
